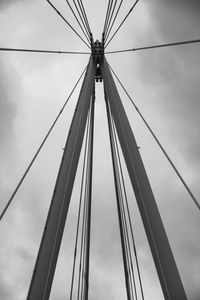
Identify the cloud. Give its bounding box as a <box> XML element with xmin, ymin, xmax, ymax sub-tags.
<box><xmin>0</xmin><ymin>0</ymin><xmax>26</xmax><ymax>10</ymax></box>
<box><xmin>0</xmin><ymin>58</ymin><xmax>18</xmax><ymax>147</ymax></box>
<box><xmin>0</xmin><ymin>275</ymin><xmax>12</xmax><ymax>300</ymax></box>
<box><xmin>0</xmin><ymin>1</ymin><xmax>200</xmax><ymax>299</ymax></box>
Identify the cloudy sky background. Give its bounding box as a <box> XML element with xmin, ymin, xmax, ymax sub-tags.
<box><xmin>0</xmin><ymin>0</ymin><xmax>200</xmax><ymax>299</ymax></box>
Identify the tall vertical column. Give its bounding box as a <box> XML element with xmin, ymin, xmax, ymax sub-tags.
<box><xmin>102</xmin><ymin>58</ymin><xmax>187</xmax><ymax>300</ymax></box>
<box><xmin>27</xmin><ymin>57</ymin><xmax>96</xmax><ymax>300</ymax></box>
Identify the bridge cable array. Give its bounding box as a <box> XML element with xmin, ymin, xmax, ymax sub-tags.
<box><xmin>104</xmin><ymin>0</ymin><xmax>118</xmax><ymax>39</ymax></box>
<box><xmin>46</xmin><ymin>0</ymin><xmax>90</xmax><ymax>48</ymax></box>
<box><xmin>109</xmin><ymin>64</ymin><xmax>200</xmax><ymax>211</ymax></box>
<box><xmin>71</xmin><ymin>0</ymin><xmax>92</xmax><ymax>41</ymax></box>
<box><xmin>105</xmin><ymin>88</ymin><xmax>145</xmax><ymax>300</ymax></box>
<box><xmin>111</xmin><ymin>116</ymin><xmax>145</xmax><ymax>300</ymax></box>
<box><xmin>104</xmin><ymin>0</ymin><xmax>124</xmax><ymax>44</ymax></box>
<box><xmin>0</xmin><ymin>65</ymin><xmax>87</xmax><ymax>222</ymax></box>
<box><xmin>1</xmin><ymin>1</ymin><xmax>200</xmax><ymax>299</ymax></box>
<box><xmin>1</xmin><ymin>38</ymin><xmax>200</xmax><ymax>55</ymax></box>
<box><xmin>102</xmin><ymin>0</ymin><xmax>124</xmax><ymax>44</ymax></box>
<box><xmin>65</xmin><ymin>0</ymin><xmax>91</xmax><ymax>43</ymax></box>
<box><xmin>68</xmin><ymin>88</ymin><xmax>95</xmax><ymax>300</ymax></box>
<box><xmin>105</xmin><ymin>0</ymin><xmax>140</xmax><ymax>48</ymax></box>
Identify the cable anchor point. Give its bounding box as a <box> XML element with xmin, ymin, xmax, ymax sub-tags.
<box><xmin>92</xmin><ymin>39</ymin><xmax>104</xmax><ymax>82</ymax></box>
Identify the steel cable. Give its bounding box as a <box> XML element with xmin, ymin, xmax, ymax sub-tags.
<box><xmin>105</xmin><ymin>38</ymin><xmax>200</xmax><ymax>54</ymax></box>
<box><xmin>78</xmin><ymin>0</ymin><xmax>92</xmax><ymax>35</ymax></box>
<box><xmin>83</xmin><ymin>89</ymin><xmax>95</xmax><ymax>300</ymax></box>
<box><xmin>77</xmin><ymin>99</ymin><xmax>93</xmax><ymax>300</ymax></box>
<box><xmin>105</xmin><ymin>0</ymin><xmax>140</xmax><ymax>48</ymax></box>
<box><xmin>105</xmin><ymin>89</ymin><xmax>133</xmax><ymax>300</ymax></box>
<box><xmin>69</xmin><ymin>111</ymin><xmax>90</xmax><ymax>300</ymax></box>
<box><xmin>46</xmin><ymin>0</ymin><xmax>90</xmax><ymax>48</ymax></box>
<box><xmin>111</xmin><ymin>115</ymin><xmax>138</xmax><ymax>300</ymax></box>
<box><xmin>112</xmin><ymin>116</ymin><xmax>145</xmax><ymax>300</ymax></box>
<box><xmin>103</xmin><ymin>0</ymin><xmax>114</xmax><ymax>36</ymax></box>
<box><xmin>0</xmin><ymin>66</ymin><xmax>87</xmax><ymax>222</ymax></box>
<box><xmin>0</xmin><ymin>47</ymin><xmax>90</xmax><ymax>54</ymax></box>
<box><xmin>109</xmin><ymin>64</ymin><xmax>200</xmax><ymax>212</ymax></box>
<box><xmin>72</xmin><ymin>0</ymin><xmax>91</xmax><ymax>40</ymax></box>
<box><xmin>104</xmin><ymin>0</ymin><xmax>118</xmax><ymax>38</ymax></box>
<box><xmin>103</xmin><ymin>0</ymin><xmax>112</xmax><ymax>36</ymax></box>
<box><xmin>105</xmin><ymin>0</ymin><xmax>124</xmax><ymax>43</ymax></box>
<box><xmin>65</xmin><ymin>0</ymin><xmax>91</xmax><ymax>43</ymax></box>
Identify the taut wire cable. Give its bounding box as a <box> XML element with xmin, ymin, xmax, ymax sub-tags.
<box><xmin>0</xmin><ymin>66</ymin><xmax>87</xmax><ymax>222</ymax></box>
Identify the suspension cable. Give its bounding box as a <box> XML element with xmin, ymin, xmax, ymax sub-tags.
<box><xmin>112</xmin><ymin>117</ymin><xmax>145</xmax><ymax>300</ymax></box>
<box><xmin>0</xmin><ymin>47</ymin><xmax>90</xmax><ymax>54</ymax></box>
<box><xmin>103</xmin><ymin>0</ymin><xmax>112</xmax><ymax>37</ymax></box>
<box><xmin>65</xmin><ymin>0</ymin><xmax>91</xmax><ymax>43</ymax></box>
<box><xmin>77</xmin><ymin>167</ymin><xmax>88</xmax><ymax>300</ymax></box>
<box><xmin>69</xmin><ymin>111</ymin><xmax>91</xmax><ymax>300</ymax></box>
<box><xmin>83</xmin><ymin>87</ymin><xmax>95</xmax><ymax>300</ymax></box>
<box><xmin>111</xmin><ymin>115</ymin><xmax>138</xmax><ymax>300</ymax></box>
<box><xmin>46</xmin><ymin>0</ymin><xmax>90</xmax><ymax>48</ymax></box>
<box><xmin>0</xmin><ymin>66</ymin><xmax>87</xmax><ymax>223</ymax></box>
<box><xmin>109</xmin><ymin>64</ymin><xmax>200</xmax><ymax>212</ymax></box>
<box><xmin>72</xmin><ymin>0</ymin><xmax>91</xmax><ymax>42</ymax></box>
<box><xmin>105</xmin><ymin>0</ymin><xmax>140</xmax><ymax>48</ymax></box>
<box><xmin>104</xmin><ymin>0</ymin><xmax>118</xmax><ymax>39</ymax></box>
<box><xmin>105</xmin><ymin>38</ymin><xmax>200</xmax><ymax>54</ymax></box>
<box><xmin>105</xmin><ymin>88</ymin><xmax>132</xmax><ymax>300</ymax></box>
<box><xmin>77</xmin><ymin>96</ymin><xmax>94</xmax><ymax>300</ymax></box>
<box><xmin>77</xmin><ymin>0</ymin><xmax>92</xmax><ymax>35</ymax></box>
<box><xmin>105</xmin><ymin>0</ymin><xmax>114</xmax><ymax>34</ymax></box>
<box><xmin>104</xmin><ymin>0</ymin><xmax>124</xmax><ymax>43</ymax></box>
<box><xmin>77</xmin><ymin>111</ymin><xmax>91</xmax><ymax>300</ymax></box>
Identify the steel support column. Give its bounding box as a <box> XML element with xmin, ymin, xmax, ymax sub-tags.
<box><xmin>101</xmin><ymin>58</ymin><xmax>187</xmax><ymax>300</ymax></box>
<box><xmin>27</xmin><ymin>56</ymin><xmax>96</xmax><ymax>300</ymax></box>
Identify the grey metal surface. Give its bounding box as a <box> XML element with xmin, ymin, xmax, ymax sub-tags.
<box><xmin>27</xmin><ymin>56</ymin><xmax>96</xmax><ymax>300</ymax></box>
<box><xmin>102</xmin><ymin>58</ymin><xmax>187</xmax><ymax>300</ymax></box>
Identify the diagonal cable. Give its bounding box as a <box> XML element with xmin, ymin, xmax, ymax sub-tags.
<box><xmin>0</xmin><ymin>47</ymin><xmax>90</xmax><ymax>54</ymax></box>
<box><xmin>65</xmin><ymin>0</ymin><xmax>91</xmax><ymax>43</ymax></box>
<box><xmin>105</xmin><ymin>0</ymin><xmax>124</xmax><ymax>43</ymax></box>
<box><xmin>105</xmin><ymin>89</ymin><xmax>133</xmax><ymax>300</ymax></box>
<box><xmin>72</xmin><ymin>0</ymin><xmax>91</xmax><ymax>42</ymax></box>
<box><xmin>109</xmin><ymin>64</ymin><xmax>200</xmax><ymax>212</ymax></box>
<box><xmin>103</xmin><ymin>0</ymin><xmax>112</xmax><ymax>36</ymax></box>
<box><xmin>0</xmin><ymin>65</ymin><xmax>87</xmax><ymax>223</ymax></box>
<box><xmin>77</xmin><ymin>0</ymin><xmax>92</xmax><ymax>35</ymax></box>
<box><xmin>105</xmin><ymin>38</ymin><xmax>200</xmax><ymax>54</ymax></box>
<box><xmin>104</xmin><ymin>0</ymin><xmax>118</xmax><ymax>39</ymax></box>
<box><xmin>112</xmin><ymin>117</ymin><xmax>145</xmax><ymax>300</ymax></box>
<box><xmin>105</xmin><ymin>0</ymin><xmax>140</xmax><ymax>48</ymax></box>
<box><xmin>46</xmin><ymin>0</ymin><xmax>90</xmax><ymax>48</ymax></box>
<box><xmin>69</xmin><ymin>111</ymin><xmax>90</xmax><ymax>300</ymax></box>
<box><xmin>111</xmin><ymin>115</ymin><xmax>138</xmax><ymax>300</ymax></box>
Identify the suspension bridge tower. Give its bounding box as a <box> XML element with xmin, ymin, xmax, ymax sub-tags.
<box><xmin>1</xmin><ymin>1</ymin><xmax>200</xmax><ymax>300</ymax></box>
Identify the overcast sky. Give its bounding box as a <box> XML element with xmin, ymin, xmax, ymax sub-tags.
<box><xmin>0</xmin><ymin>1</ymin><xmax>200</xmax><ymax>300</ymax></box>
